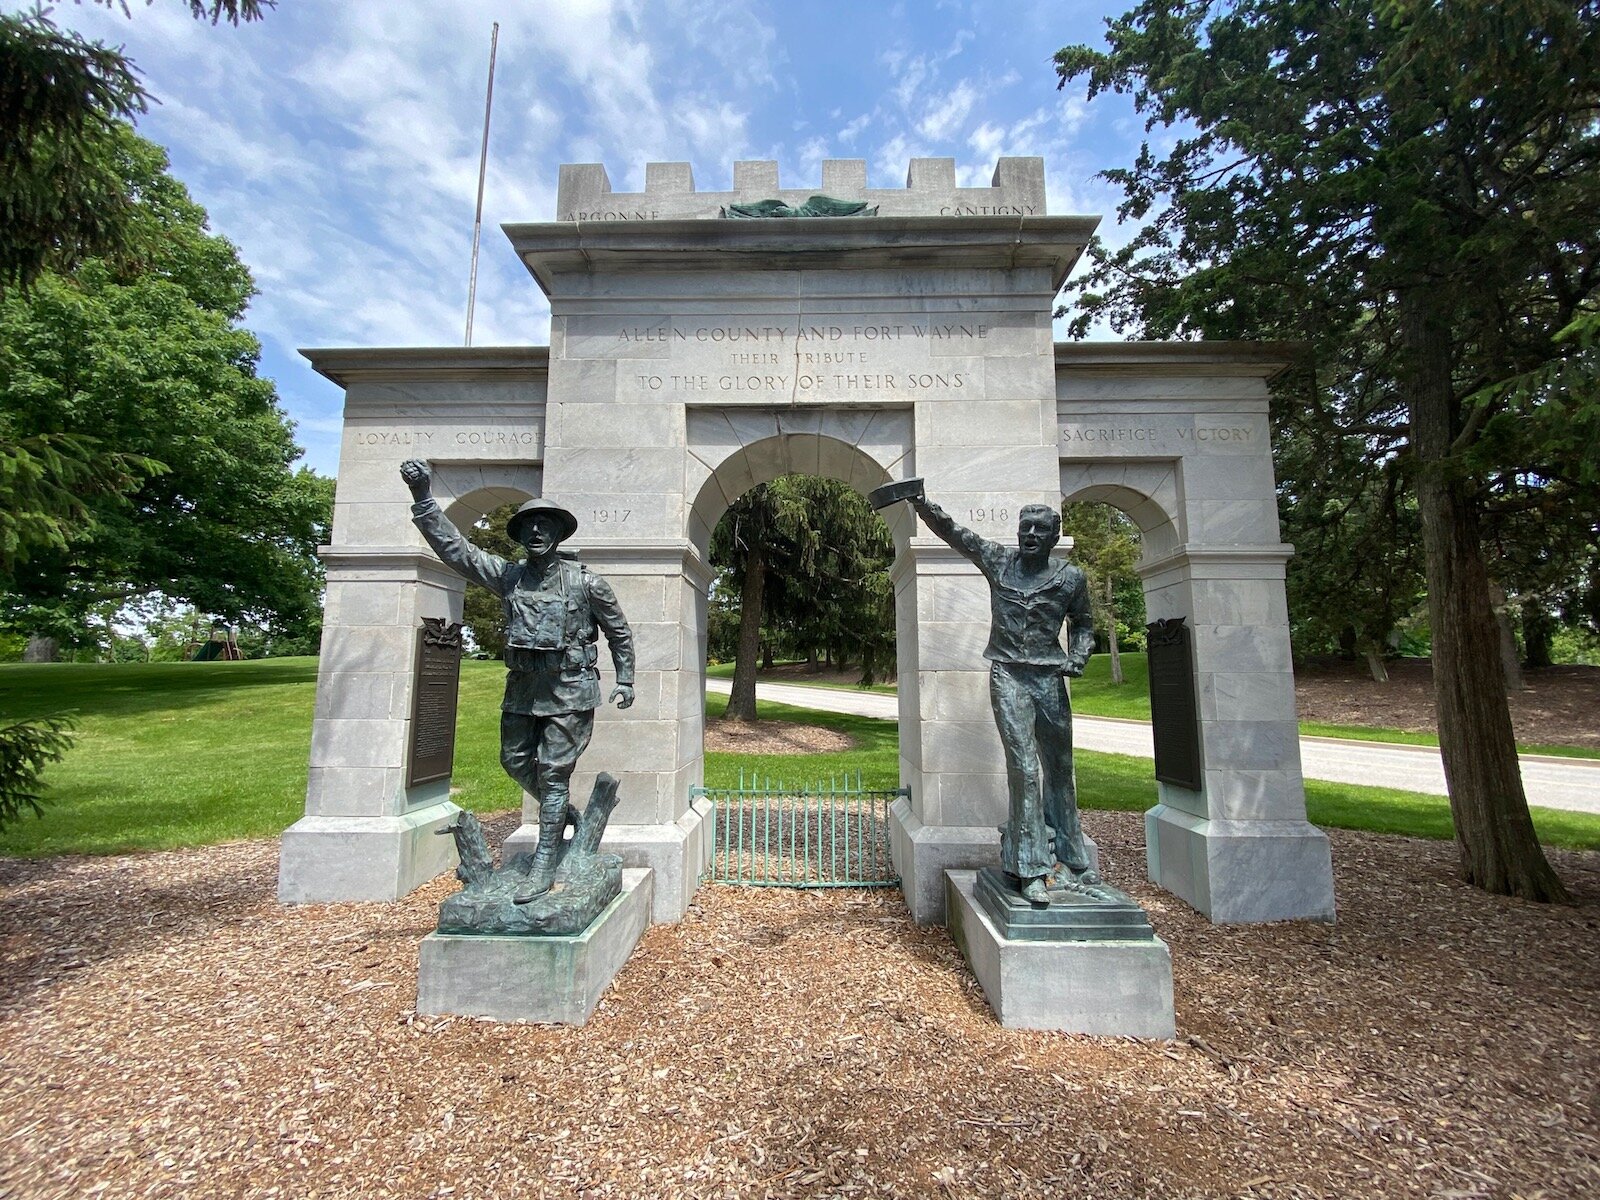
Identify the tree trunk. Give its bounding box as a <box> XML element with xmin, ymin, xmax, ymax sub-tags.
<box><xmin>1362</xmin><ymin>643</ymin><xmax>1390</xmax><ymax>684</ymax></box>
<box><xmin>1522</xmin><ymin>606</ymin><xmax>1555</xmax><ymax>670</ymax></box>
<box><xmin>1337</xmin><ymin>625</ymin><xmax>1358</xmax><ymax>660</ymax></box>
<box><xmin>1404</xmin><ymin>290</ymin><xmax>1567</xmax><ymax>902</ymax></box>
<box><xmin>23</xmin><ymin>635</ymin><xmax>58</xmax><ymax>663</ymax></box>
<box><xmin>724</xmin><ymin>545</ymin><xmax>766</xmax><ymax>721</ymax></box>
<box><xmin>805</xmin><ymin>646</ymin><xmax>819</xmax><ymax>672</ymax></box>
<box><xmin>1105</xmin><ymin>578</ymin><xmax>1124</xmax><ymax>685</ymax></box>
<box><xmin>1488</xmin><ymin>583</ymin><xmax>1524</xmax><ymax>692</ymax></box>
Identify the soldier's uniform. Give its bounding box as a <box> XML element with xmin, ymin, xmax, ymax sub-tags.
<box><xmin>917</xmin><ymin>500</ymin><xmax>1096</xmax><ymax>882</ymax></box>
<box><xmin>410</xmin><ymin>498</ymin><xmax>634</xmax><ymax>859</ymax></box>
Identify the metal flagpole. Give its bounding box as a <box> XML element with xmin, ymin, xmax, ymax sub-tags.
<box><xmin>464</xmin><ymin>21</ymin><xmax>500</xmax><ymax>347</ymax></box>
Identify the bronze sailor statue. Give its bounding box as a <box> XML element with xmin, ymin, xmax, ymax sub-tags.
<box><xmin>875</xmin><ymin>478</ymin><xmax>1099</xmax><ymax>905</ymax></box>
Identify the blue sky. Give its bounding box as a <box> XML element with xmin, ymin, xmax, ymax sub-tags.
<box><xmin>36</xmin><ymin>0</ymin><xmax>1147</xmax><ymax>477</ymax></box>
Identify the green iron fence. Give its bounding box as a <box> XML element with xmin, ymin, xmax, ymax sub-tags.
<box><xmin>694</xmin><ymin>770</ymin><xmax>905</xmax><ymax>887</ymax></box>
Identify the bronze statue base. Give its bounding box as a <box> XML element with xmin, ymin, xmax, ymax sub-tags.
<box><xmin>973</xmin><ymin>867</ymin><xmax>1157</xmax><ymax>943</ymax></box>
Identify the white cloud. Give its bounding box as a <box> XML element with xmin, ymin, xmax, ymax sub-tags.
<box><xmin>12</xmin><ymin>0</ymin><xmax>1152</xmax><ymax>475</ymax></box>
<box><xmin>837</xmin><ymin>113</ymin><xmax>871</xmax><ymax>144</ymax></box>
<box><xmin>917</xmin><ymin>80</ymin><xmax>978</xmax><ymax>141</ymax></box>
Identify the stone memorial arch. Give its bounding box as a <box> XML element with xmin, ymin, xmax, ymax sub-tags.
<box><xmin>278</xmin><ymin>157</ymin><xmax>1335</xmax><ymax>928</ymax></box>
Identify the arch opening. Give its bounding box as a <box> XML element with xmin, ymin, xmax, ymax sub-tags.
<box><xmin>1059</xmin><ymin>474</ymin><xmax>1181</xmax><ymax>564</ymax></box>
<box><xmin>434</xmin><ymin>463</ymin><xmax>540</xmax><ymax>532</ymax></box>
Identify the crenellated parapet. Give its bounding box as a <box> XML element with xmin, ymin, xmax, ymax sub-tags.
<box><xmin>555</xmin><ymin>157</ymin><xmax>1047</xmax><ymax>222</ymax></box>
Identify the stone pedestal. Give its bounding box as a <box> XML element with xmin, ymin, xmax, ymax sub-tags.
<box><xmin>945</xmin><ymin>870</ymin><xmax>1175</xmax><ymax>1037</ymax></box>
<box><xmin>278</xmin><ymin>803</ymin><xmax>460</xmax><ymax>904</ymax></box>
<box><xmin>417</xmin><ymin>868</ymin><xmax>652</xmax><ymax>1024</ymax></box>
<box><xmin>1145</xmin><ymin>806</ymin><xmax>1335</xmax><ymax>923</ymax></box>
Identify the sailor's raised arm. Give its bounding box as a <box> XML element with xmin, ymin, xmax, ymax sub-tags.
<box><xmin>911</xmin><ymin>495</ymin><xmax>1002</xmax><ymax>577</ymax></box>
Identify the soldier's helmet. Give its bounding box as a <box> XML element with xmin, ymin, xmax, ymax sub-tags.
<box><xmin>506</xmin><ymin>498</ymin><xmax>579</xmax><ymax>544</ymax></box>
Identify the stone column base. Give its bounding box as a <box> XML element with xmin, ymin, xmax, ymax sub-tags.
<box><xmin>946</xmin><ymin>871</ymin><xmax>1175</xmax><ymax>1037</ymax></box>
<box><xmin>889</xmin><ymin>799</ymin><xmax>998</xmax><ymax>925</ymax></box>
<box><xmin>277</xmin><ymin>799</ymin><xmax>461</xmax><ymax>903</ymax></box>
<box><xmin>417</xmin><ymin>869</ymin><xmax>652</xmax><ymax>1024</ymax></box>
<box><xmin>504</xmin><ymin>798</ymin><xmax>712</xmax><ymax>923</ymax></box>
<box><xmin>1145</xmin><ymin>803</ymin><xmax>1336</xmax><ymax>923</ymax></box>
<box><xmin>888</xmin><ymin>798</ymin><xmax>1102</xmax><ymax>925</ymax></box>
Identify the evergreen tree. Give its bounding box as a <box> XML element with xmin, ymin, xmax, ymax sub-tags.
<box><xmin>1057</xmin><ymin>0</ymin><xmax>1599</xmax><ymax>900</ymax></box>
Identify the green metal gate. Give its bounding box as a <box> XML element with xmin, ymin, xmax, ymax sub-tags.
<box><xmin>694</xmin><ymin>770</ymin><xmax>905</xmax><ymax>887</ymax></box>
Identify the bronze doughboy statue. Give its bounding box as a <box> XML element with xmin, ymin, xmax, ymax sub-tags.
<box><xmin>902</xmin><ymin>489</ymin><xmax>1097</xmax><ymax>906</ymax></box>
<box><xmin>400</xmin><ymin>460</ymin><xmax>634</xmax><ymax>902</ymax></box>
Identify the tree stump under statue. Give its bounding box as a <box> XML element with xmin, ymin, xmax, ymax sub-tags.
<box><xmin>435</xmin><ymin>774</ymin><xmax>624</xmax><ymax>936</ymax></box>
<box><xmin>416</xmin><ymin>773</ymin><xmax>653</xmax><ymax>1024</ymax></box>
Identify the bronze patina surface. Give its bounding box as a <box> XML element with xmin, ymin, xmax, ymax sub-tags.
<box><xmin>720</xmin><ymin>194</ymin><xmax>879</xmax><ymax>218</ymax></box>
<box><xmin>401</xmin><ymin>458</ymin><xmax>636</xmax><ymax>915</ymax></box>
<box><xmin>885</xmin><ymin>489</ymin><xmax>1099</xmax><ymax>907</ymax></box>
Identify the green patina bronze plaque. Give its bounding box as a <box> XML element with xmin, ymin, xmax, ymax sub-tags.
<box><xmin>406</xmin><ymin>618</ymin><xmax>463</xmax><ymax>788</ymax></box>
<box><xmin>1147</xmin><ymin>617</ymin><xmax>1203</xmax><ymax>791</ymax></box>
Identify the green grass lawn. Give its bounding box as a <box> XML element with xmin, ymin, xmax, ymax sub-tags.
<box><xmin>1294</xmin><ymin>720</ymin><xmax>1600</xmax><ymax>760</ymax></box>
<box><xmin>703</xmin><ymin>699</ymin><xmax>1600</xmax><ymax>851</ymax></box>
<box><xmin>2</xmin><ymin>659</ymin><xmax>1596</xmax><ymax>857</ymax></box>
<box><xmin>704</xmin><ymin>692</ymin><xmax>901</xmax><ymax>788</ymax></box>
<box><xmin>0</xmin><ymin>659</ymin><xmax>323</xmax><ymax>856</ymax></box>
<box><xmin>0</xmin><ymin>659</ymin><xmax>520</xmax><ymax>857</ymax></box>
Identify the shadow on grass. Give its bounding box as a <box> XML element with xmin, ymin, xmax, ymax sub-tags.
<box><xmin>0</xmin><ymin>659</ymin><xmax>320</xmax><ymax>722</ymax></box>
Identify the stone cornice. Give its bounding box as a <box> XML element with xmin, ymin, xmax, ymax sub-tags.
<box><xmin>319</xmin><ymin>546</ymin><xmax>463</xmax><ymax>585</ymax></box>
<box><xmin>1055</xmin><ymin>341</ymin><xmax>1306</xmax><ymax>379</ymax></box>
<box><xmin>302</xmin><ymin>347</ymin><xmax>550</xmax><ymax>387</ymax></box>
<box><xmin>565</xmin><ymin>539</ymin><xmax>717</xmax><ymax>591</ymax></box>
<box><xmin>1136</xmin><ymin>543</ymin><xmax>1296</xmax><ymax>581</ymax></box>
<box><xmin>505</xmin><ymin>215</ymin><xmax>1100</xmax><ymax>296</ymax></box>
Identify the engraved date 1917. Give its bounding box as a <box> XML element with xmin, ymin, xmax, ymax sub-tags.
<box><xmin>591</xmin><ymin>508</ymin><xmax>632</xmax><ymax>524</ymax></box>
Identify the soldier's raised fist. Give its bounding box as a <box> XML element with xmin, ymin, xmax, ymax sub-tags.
<box><xmin>400</xmin><ymin>459</ymin><xmax>432</xmax><ymax>500</ymax></box>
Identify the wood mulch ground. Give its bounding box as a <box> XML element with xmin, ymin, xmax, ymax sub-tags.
<box><xmin>2</xmin><ymin>811</ymin><xmax>1595</xmax><ymax>1200</ymax></box>
<box><xmin>704</xmin><ymin>718</ymin><xmax>854</xmax><ymax>756</ymax></box>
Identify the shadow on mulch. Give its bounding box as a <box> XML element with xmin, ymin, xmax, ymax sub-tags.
<box><xmin>0</xmin><ymin>846</ymin><xmax>275</xmax><ymax>1016</ymax></box>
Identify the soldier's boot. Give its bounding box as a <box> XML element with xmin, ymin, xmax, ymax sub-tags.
<box><xmin>512</xmin><ymin>790</ymin><xmax>570</xmax><ymax>904</ymax></box>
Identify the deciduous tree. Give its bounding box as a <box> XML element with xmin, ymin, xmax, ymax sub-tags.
<box><xmin>710</xmin><ymin>476</ymin><xmax>896</xmax><ymax>718</ymax></box>
<box><xmin>1061</xmin><ymin>501</ymin><xmax>1143</xmax><ymax>683</ymax></box>
<box><xmin>0</xmin><ymin>126</ymin><xmax>330</xmax><ymax>653</ymax></box>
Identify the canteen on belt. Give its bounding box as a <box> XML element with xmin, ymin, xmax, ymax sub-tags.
<box><xmin>866</xmin><ymin>477</ymin><xmax>925</xmax><ymax>511</ymax></box>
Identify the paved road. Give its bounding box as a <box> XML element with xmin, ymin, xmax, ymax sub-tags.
<box><xmin>706</xmin><ymin>678</ymin><xmax>1600</xmax><ymax>816</ymax></box>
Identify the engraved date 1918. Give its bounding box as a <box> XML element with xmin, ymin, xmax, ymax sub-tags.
<box><xmin>967</xmin><ymin>507</ymin><xmax>1009</xmax><ymax>524</ymax></box>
